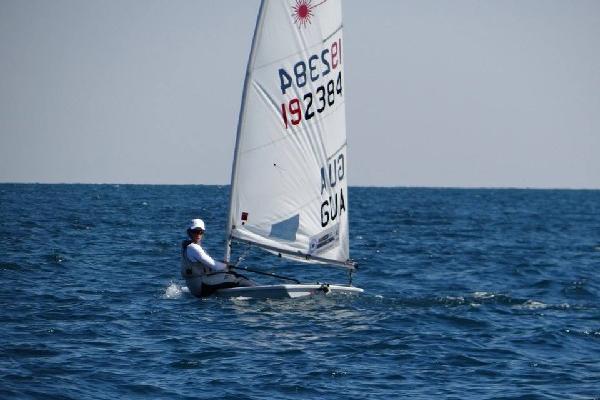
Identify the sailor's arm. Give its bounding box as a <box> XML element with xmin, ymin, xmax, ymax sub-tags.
<box><xmin>186</xmin><ymin>244</ymin><xmax>227</xmax><ymax>272</ymax></box>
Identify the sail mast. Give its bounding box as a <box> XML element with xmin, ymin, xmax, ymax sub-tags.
<box><xmin>224</xmin><ymin>0</ymin><xmax>267</xmax><ymax>263</ymax></box>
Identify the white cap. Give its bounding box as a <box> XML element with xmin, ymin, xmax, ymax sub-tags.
<box><xmin>188</xmin><ymin>218</ymin><xmax>206</xmax><ymax>232</ymax></box>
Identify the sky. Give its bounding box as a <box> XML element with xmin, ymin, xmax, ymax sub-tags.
<box><xmin>0</xmin><ymin>0</ymin><xmax>598</xmax><ymax>188</ymax></box>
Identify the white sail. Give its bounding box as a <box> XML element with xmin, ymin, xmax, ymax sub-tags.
<box><xmin>226</xmin><ymin>0</ymin><xmax>352</xmax><ymax>268</ymax></box>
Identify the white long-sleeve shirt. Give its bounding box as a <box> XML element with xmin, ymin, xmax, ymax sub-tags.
<box><xmin>185</xmin><ymin>243</ymin><xmax>227</xmax><ymax>272</ymax></box>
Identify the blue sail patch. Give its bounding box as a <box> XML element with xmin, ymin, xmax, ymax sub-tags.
<box><xmin>269</xmin><ymin>214</ymin><xmax>300</xmax><ymax>241</ymax></box>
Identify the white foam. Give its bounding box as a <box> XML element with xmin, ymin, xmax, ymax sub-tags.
<box><xmin>514</xmin><ymin>300</ymin><xmax>547</xmax><ymax>310</ymax></box>
<box><xmin>231</xmin><ymin>296</ymin><xmax>252</xmax><ymax>301</ymax></box>
<box><xmin>163</xmin><ymin>282</ymin><xmax>184</xmax><ymax>299</ymax></box>
<box><xmin>473</xmin><ymin>291</ymin><xmax>495</xmax><ymax>299</ymax></box>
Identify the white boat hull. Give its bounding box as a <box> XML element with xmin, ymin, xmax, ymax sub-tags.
<box><xmin>215</xmin><ymin>284</ymin><xmax>363</xmax><ymax>299</ymax></box>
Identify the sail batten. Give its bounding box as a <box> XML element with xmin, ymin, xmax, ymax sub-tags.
<box><xmin>226</xmin><ymin>0</ymin><xmax>350</xmax><ymax>267</ymax></box>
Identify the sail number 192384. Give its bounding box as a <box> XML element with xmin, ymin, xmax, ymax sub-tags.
<box><xmin>279</xmin><ymin>38</ymin><xmax>343</xmax><ymax>129</ymax></box>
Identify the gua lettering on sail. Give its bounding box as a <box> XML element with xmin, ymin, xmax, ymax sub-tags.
<box><xmin>320</xmin><ymin>151</ymin><xmax>346</xmax><ymax>228</ymax></box>
<box><xmin>310</xmin><ymin>148</ymin><xmax>346</xmax><ymax>255</ymax></box>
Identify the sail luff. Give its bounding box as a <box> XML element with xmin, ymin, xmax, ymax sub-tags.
<box><xmin>224</xmin><ymin>0</ymin><xmax>268</xmax><ymax>263</ymax></box>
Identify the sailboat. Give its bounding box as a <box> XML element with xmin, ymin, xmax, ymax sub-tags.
<box><xmin>216</xmin><ymin>0</ymin><xmax>363</xmax><ymax>299</ymax></box>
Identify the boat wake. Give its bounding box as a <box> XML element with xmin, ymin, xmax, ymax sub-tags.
<box><xmin>361</xmin><ymin>291</ymin><xmax>582</xmax><ymax>312</ymax></box>
<box><xmin>162</xmin><ymin>282</ymin><xmax>188</xmax><ymax>299</ymax></box>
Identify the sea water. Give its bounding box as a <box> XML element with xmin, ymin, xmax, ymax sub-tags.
<box><xmin>0</xmin><ymin>184</ymin><xmax>599</xmax><ymax>399</ymax></box>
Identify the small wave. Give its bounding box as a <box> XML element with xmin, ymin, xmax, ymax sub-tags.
<box><xmin>171</xmin><ymin>359</ymin><xmax>202</xmax><ymax>370</ymax></box>
<box><xmin>564</xmin><ymin>328</ymin><xmax>600</xmax><ymax>342</ymax></box>
<box><xmin>473</xmin><ymin>291</ymin><xmax>495</xmax><ymax>299</ymax></box>
<box><xmin>163</xmin><ymin>282</ymin><xmax>185</xmax><ymax>299</ymax></box>
<box><xmin>0</xmin><ymin>262</ymin><xmax>20</xmax><ymax>271</ymax></box>
<box><xmin>230</xmin><ymin>296</ymin><xmax>253</xmax><ymax>301</ymax></box>
<box><xmin>513</xmin><ymin>300</ymin><xmax>547</xmax><ymax>310</ymax></box>
<box><xmin>443</xmin><ymin>354</ymin><xmax>487</xmax><ymax>367</ymax></box>
<box><xmin>44</xmin><ymin>252</ymin><xmax>65</xmax><ymax>264</ymax></box>
<box><xmin>562</xmin><ymin>279</ymin><xmax>594</xmax><ymax>298</ymax></box>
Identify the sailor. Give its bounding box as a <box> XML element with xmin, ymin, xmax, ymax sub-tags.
<box><xmin>181</xmin><ymin>218</ymin><xmax>254</xmax><ymax>297</ymax></box>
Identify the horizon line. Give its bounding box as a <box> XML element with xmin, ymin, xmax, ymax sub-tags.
<box><xmin>1</xmin><ymin>181</ymin><xmax>599</xmax><ymax>191</ymax></box>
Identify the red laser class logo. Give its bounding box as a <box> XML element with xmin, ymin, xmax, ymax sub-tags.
<box><xmin>292</xmin><ymin>0</ymin><xmax>327</xmax><ymax>28</ymax></box>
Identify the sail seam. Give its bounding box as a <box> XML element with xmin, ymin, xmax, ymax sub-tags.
<box><xmin>239</xmin><ymin>97</ymin><xmax>346</xmax><ymax>156</ymax></box>
<box><xmin>327</xmin><ymin>142</ymin><xmax>347</xmax><ymax>161</ymax></box>
<box><xmin>253</xmin><ymin>24</ymin><xmax>343</xmax><ymax>71</ymax></box>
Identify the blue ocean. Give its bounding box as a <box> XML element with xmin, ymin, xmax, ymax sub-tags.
<box><xmin>1</xmin><ymin>184</ymin><xmax>599</xmax><ymax>399</ymax></box>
